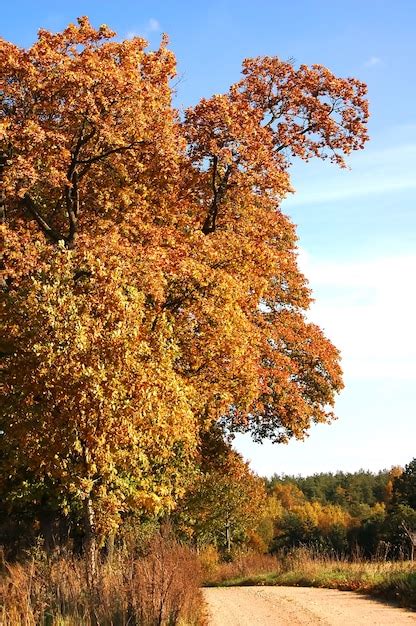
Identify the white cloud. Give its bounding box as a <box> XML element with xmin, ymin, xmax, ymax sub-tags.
<box><xmin>364</xmin><ymin>56</ymin><xmax>381</xmax><ymax>67</ymax></box>
<box><xmin>148</xmin><ymin>18</ymin><xmax>161</xmax><ymax>32</ymax></box>
<box><xmin>298</xmin><ymin>250</ymin><xmax>416</xmax><ymax>381</ymax></box>
<box><xmin>233</xmin><ymin>250</ymin><xmax>416</xmax><ymax>476</ymax></box>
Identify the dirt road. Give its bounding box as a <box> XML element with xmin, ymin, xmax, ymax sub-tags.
<box><xmin>204</xmin><ymin>586</ymin><xmax>416</xmax><ymax>625</ymax></box>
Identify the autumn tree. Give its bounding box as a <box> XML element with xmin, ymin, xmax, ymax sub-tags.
<box><xmin>1</xmin><ymin>18</ymin><xmax>369</xmax><ymax>570</ymax></box>
<box><xmin>271</xmin><ymin>497</ymin><xmax>354</xmax><ymax>554</ymax></box>
<box><xmin>1</xmin><ymin>19</ymin><xmax>196</xmax><ymax>576</ymax></box>
<box><xmin>182</xmin><ymin>56</ymin><xmax>368</xmax><ymax>442</ymax></box>
<box><xmin>174</xmin><ymin>445</ymin><xmax>267</xmax><ymax>553</ymax></box>
<box><xmin>271</xmin><ymin>482</ymin><xmax>306</xmax><ymax>509</ymax></box>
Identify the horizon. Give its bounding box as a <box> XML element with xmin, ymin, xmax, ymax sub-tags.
<box><xmin>260</xmin><ymin>463</ymin><xmax>405</xmax><ymax>479</ymax></box>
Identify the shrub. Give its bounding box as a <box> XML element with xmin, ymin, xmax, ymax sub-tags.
<box><xmin>0</xmin><ymin>534</ymin><xmax>206</xmax><ymax>625</ymax></box>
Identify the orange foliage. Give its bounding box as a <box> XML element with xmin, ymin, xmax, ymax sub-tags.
<box><xmin>273</xmin><ymin>483</ymin><xmax>306</xmax><ymax>509</ymax></box>
<box><xmin>384</xmin><ymin>466</ymin><xmax>403</xmax><ymax>503</ymax></box>
<box><xmin>1</xmin><ymin>18</ymin><xmax>369</xmax><ymax>534</ymax></box>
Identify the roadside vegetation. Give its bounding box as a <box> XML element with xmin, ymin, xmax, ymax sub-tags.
<box><xmin>0</xmin><ymin>532</ymin><xmax>206</xmax><ymax>626</ymax></box>
<box><xmin>203</xmin><ymin>549</ymin><xmax>416</xmax><ymax>610</ymax></box>
<box><xmin>199</xmin><ymin>458</ymin><xmax>416</xmax><ymax>610</ymax></box>
<box><xmin>2</xmin><ymin>459</ymin><xmax>415</xmax><ymax>622</ymax></box>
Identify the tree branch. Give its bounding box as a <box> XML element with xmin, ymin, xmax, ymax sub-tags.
<box><xmin>274</xmin><ymin>123</ymin><xmax>315</xmax><ymax>153</ymax></box>
<box><xmin>202</xmin><ymin>159</ymin><xmax>232</xmax><ymax>235</ymax></box>
<box><xmin>64</xmin><ymin>172</ymin><xmax>78</xmax><ymax>248</ymax></box>
<box><xmin>0</xmin><ymin>152</ymin><xmax>7</xmax><ymax>224</ymax></box>
<box><xmin>77</xmin><ymin>141</ymin><xmax>146</xmax><ymax>171</ymax></box>
<box><xmin>21</xmin><ymin>194</ymin><xmax>64</xmax><ymax>243</ymax></box>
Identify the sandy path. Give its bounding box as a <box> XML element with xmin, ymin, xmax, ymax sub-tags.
<box><xmin>203</xmin><ymin>586</ymin><xmax>416</xmax><ymax>626</ymax></box>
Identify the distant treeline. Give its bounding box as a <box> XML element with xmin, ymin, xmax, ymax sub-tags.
<box><xmin>268</xmin><ymin>469</ymin><xmax>392</xmax><ymax>510</ymax></box>
<box><xmin>264</xmin><ymin>462</ymin><xmax>416</xmax><ymax>559</ymax></box>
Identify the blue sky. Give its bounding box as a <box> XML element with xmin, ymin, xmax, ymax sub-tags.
<box><xmin>2</xmin><ymin>1</ymin><xmax>415</xmax><ymax>476</ymax></box>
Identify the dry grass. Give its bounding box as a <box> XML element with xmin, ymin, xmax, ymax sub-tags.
<box><xmin>0</xmin><ymin>535</ymin><xmax>206</xmax><ymax>625</ymax></box>
<box><xmin>200</xmin><ymin>547</ymin><xmax>278</xmax><ymax>585</ymax></box>
<box><xmin>204</xmin><ymin>547</ymin><xmax>416</xmax><ymax>609</ymax></box>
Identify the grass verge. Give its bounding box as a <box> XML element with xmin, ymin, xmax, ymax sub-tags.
<box><xmin>203</xmin><ymin>550</ymin><xmax>416</xmax><ymax>610</ymax></box>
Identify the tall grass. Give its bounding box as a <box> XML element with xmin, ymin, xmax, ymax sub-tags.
<box><xmin>203</xmin><ymin>547</ymin><xmax>416</xmax><ymax>610</ymax></box>
<box><xmin>0</xmin><ymin>535</ymin><xmax>206</xmax><ymax>625</ymax></box>
<box><xmin>200</xmin><ymin>547</ymin><xmax>278</xmax><ymax>584</ymax></box>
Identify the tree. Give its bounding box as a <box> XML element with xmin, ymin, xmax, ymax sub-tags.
<box><xmin>384</xmin><ymin>466</ymin><xmax>403</xmax><ymax>504</ymax></box>
<box><xmin>1</xmin><ymin>20</ymin><xmax>195</xmax><ymax>577</ymax></box>
<box><xmin>392</xmin><ymin>459</ymin><xmax>416</xmax><ymax>510</ymax></box>
<box><xmin>272</xmin><ymin>482</ymin><xmax>305</xmax><ymax>509</ymax></box>
<box><xmin>174</xmin><ymin>444</ymin><xmax>267</xmax><ymax>553</ymax></box>
<box><xmin>1</xmin><ymin>18</ymin><xmax>369</xmax><ymax>571</ymax></box>
<box><xmin>383</xmin><ymin>505</ymin><xmax>416</xmax><ymax>560</ymax></box>
<box><xmin>384</xmin><ymin>459</ymin><xmax>416</xmax><ymax>559</ymax></box>
<box><xmin>272</xmin><ymin>500</ymin><xmax>353</xmax><ymax>554</ymax></box>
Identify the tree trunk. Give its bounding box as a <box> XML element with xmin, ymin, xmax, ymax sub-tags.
<box><xmin>0</xmin><ymin>152</ymin><xmax>6</xmax><ymax>223</ymax></box>
<box><xmin>225</xmin><ymin>520</ymin><xmax>231</xmax><ymax>554</ymax></box>
<box><xmin>106</xmin><ymin>531</ymin><xmax>115</xmax><ymax>563</ymax></box>
<box><xmin>39</xmin><ymin>501</ymin><xmax>56</xmax><ymax>552</ymax></box>
<box><xmin>83</xmin><ymin>495</ymin><xmax>97</xmax><ymax>585</ymax></box>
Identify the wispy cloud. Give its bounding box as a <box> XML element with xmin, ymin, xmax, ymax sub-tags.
<box><xmin>125</xmin><ymin>18</ymin><xmax>161</xmax><ymax>39</ymax></box>
<box><xmin>364</xmin><ymin>56</ymin><xmax>381</xmax><ymax>67</ymax></box>
<box><xmin>148</xmin><ymin>18</ymin><xmax>160</xmax><ymax>32</ymax></box>
<box><xmin>285</xmin><ymin>142</ymin><xmax>416</xmax><ymax>206</ymax></box>
<box><xmin>288</xmin><ymin>175</ymin><xmax>416</xmax><ymax>206</ymax></box>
